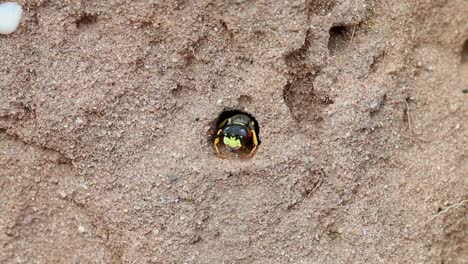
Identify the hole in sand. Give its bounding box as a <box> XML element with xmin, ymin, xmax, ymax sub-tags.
<box><xmin>328</xmin><ymin>25</ymin><xmax>353</xmax><ymax>55</ymax></box>
<box><xmin>460</xmin><ymin>39</ymin><xmax>468</xmax><ymax>91</ymax></box>
<box><xmin>75</xmin><ymin>12</ymin><xmax>98</xmax><ymax>29</ymax></box>
<box><xmin>210</xmin><ymin>110</ymin><xmax>260</xmax><ymax>158</ymax></box>
<box><xmin>283</xmin><ymin>74</ymin><xmax>333</xmax><ymax>124</ymax></box>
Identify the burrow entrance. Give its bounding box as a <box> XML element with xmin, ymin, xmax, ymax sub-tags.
<box><xmin>461</xmin><ymin>39</ymin><xmax>468</xmax><ymax>93</ymax></box>
<box><xmin>209</xmin><ymin>110</ymin><xmax>261</xmax><ymax>158</ymax></box>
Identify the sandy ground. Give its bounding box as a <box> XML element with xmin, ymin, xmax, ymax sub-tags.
<box><xmin>1</xmin><ymin>0</ymin><xmax>467</xmax><ymax>263</ymax></box>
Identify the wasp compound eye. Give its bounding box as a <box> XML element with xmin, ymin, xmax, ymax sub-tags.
<box><xmin>212</xmin><ymin>110</ymin><xmax>260</xmax><ymax>159</ymax></box>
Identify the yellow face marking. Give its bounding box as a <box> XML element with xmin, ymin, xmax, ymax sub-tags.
<box><xmin>223</xmin><ymin>136</ymin><xmax>242</xmax><ymax>149</ymax></box>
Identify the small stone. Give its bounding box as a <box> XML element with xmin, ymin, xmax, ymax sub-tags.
<box><xmin>58</xmin><ymin>191</ymin><xmax>67</xmax><ymax>199</ymax></box>
<box><xmin>0</xmin><ymin>2</ymin><xmax>23</xmax><ymax>35</ymax></box>
<box><xmin>78</xmin><ymin>225</ymin><xmax>86</xmax><ymax>234</ymax></box>
<box><xmin>22</xmin><ymin>215</ymin><xmax>34</xmax><ymax>225</ymax></box>
<box><xmin>167</xmin><ymin>174</ymin><xmax>179</xmax><ymax>183</ymax></box>
<box><xmin>75</xmin><ymin>117</ymin><xmax>85</xmax><ymax>125</ymax></box>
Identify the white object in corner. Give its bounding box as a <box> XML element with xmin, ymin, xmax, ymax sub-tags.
<box><xmin>0</xmin><ymin>2</ymin><xmax>23</xmax><ymax>35</ymax></box>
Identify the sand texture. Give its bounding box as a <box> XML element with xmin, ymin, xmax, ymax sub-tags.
<box><xmin>1</xmin><ymin>0</ymin><xmax>467</xmax><ymax>263</ymax></box>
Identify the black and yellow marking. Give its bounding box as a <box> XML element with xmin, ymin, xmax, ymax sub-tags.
<box><xmin>213</xmin><ymin>111</ymin><xmax>259</xmax><ymax>158</ymax></box>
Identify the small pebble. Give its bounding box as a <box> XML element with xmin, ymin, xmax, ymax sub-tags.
<box><xmin>78</xmin><ymin>225</ymin><xmax>86</xmax><ymax>234</ymax></box>
<box><xmin>58</xmin><ymin>191</ymin><xmax>67</xmax><ymax>199</ymax></box>
<box><xmin>0</xmin><ymin>2</ymin><xmax>23</xmax><ymax>35</ymax></box>
<box><xmin>22</xmin><ymin>215</ymin><xmax>34</xmax><ymax>225</ymax></box>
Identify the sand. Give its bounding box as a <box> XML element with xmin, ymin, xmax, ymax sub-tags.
<box><xmin>1</xmin><ymin>0</ymin><xmax>467</xmax><ymax>263</ymax></box>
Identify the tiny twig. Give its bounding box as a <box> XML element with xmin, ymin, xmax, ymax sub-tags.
<box><xmin>350</xmin><ymin>25</ymin><xmax>356</xmax><ymax>42</ymax></box>
<box><xmin>201</xmin><ymin>24</ymin><xmax>206</xmax><ymax>36</ymax></box>
<box><xmin>405</xmin><ymin>100</ymin><xmax>414</xmax><ymax>145</ymax></box>
<box><xmin>430</xmin><ymin>199</ymin><xmax>468</xmax><ymax>221</ymax></box>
